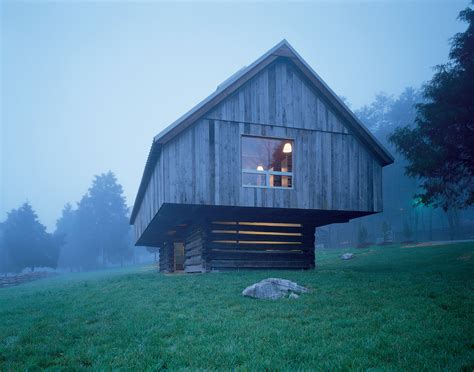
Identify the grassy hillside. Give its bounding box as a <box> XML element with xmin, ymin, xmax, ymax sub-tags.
<box><xmin>1</xmin><ymin>243</ymin><xmax>473</xmax><ymax>370</ymax></box>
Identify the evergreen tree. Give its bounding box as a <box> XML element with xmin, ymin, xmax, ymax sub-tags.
<box><xmin>356</xmin><ymin>92</ymin><xmax>394</xmax><ymax>132</ymax></box>
<box><xmin>381</xmin><ymin>221</ymin><xmax>392</xmax><ymax>243</ymax></box>
<box><xmin>403</xmin><ymin>221</ymin><xmax>413</xmax><ymax>242</ymax></box>
<box><xmin>357</xmin><ymin>225</ymin><xmax>368</xmax><ymax>247</ymax></box>
<box><xmin>71</xmin><ymin>172</ymin><xmax>132</xmax><ymax>269</ymax></box>
<box><xmin>356</xmin><ymin>88</ymin><xmax>423</xmax><ymax>229</ymax></box>
<box><xmin>389</xmin><ymin>5</ymin><xmax>474</xmax><ymax>210</ymax></box>
<box><xmin>2</xmin><ymin>202</ymin><xmax>60</xmax><ymax>272</ymax></box>
<box><xmin>54</xmin><ymin>172</ymin><xmax>133</xmax><ymax>271</ymax></box>
<box><xmin>0</xmin><ymin>222</ymin><xmax>9</xmax><ymax>273</ymax></box>
<box><xmin>88</xmin><ymin>172</ymin><xmax>132</xmax><ymax>266</ymax></box>
<box><xmin>55</xmin><ymin>203</ymin><xmax>80</xmax><ymax>271</ymax></box>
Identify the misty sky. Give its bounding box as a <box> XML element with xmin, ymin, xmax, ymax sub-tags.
<box><xmin>1</xmin><ymin>1</ymin><xmax>468</xmax><ymax>231</ymax></box>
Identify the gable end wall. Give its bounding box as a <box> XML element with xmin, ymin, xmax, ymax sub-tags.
<box><xmin>132</xmin><ymin>58</ymin><xmax>383</xmax><ymax>243</ymax></box>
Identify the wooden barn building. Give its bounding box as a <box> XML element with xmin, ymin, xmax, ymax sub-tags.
<box><xmin>130</xmin><ymin>40</ymin><xmax>393</xmax><ymax>272</ymax></box>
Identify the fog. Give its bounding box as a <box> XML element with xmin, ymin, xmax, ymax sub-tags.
<box><xmin>1</xmin><ymin>1</ymin><xmax>466</xmax><ymax>231</ymax></box>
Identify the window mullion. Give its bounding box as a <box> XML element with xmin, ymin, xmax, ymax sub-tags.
<box><xmin>241</xmin><ymin>135</ymin><xmax>293</xmax><ymax>189</ymax></box>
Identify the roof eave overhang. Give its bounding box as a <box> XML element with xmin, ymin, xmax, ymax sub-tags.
<box><xmin>129</xmin><ymin>141</ymin><xmax>162</xmax><ymax>224</ymax></box>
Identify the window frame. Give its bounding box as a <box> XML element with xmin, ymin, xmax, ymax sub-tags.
<box><xmin>240</xmin><ymin>134</ymin><xmax>294</xmax><ymax>190</ymax></box>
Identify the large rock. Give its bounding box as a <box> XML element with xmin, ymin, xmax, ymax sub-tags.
<box><xmin>242</xmin><ymin>278</ymin><xmax>308</xmax><ymax>300</ymax></box>
<box><xmin>341</xmin><ymin>253</ymin><xmax>354</xmax><ymax>260</ymax></box>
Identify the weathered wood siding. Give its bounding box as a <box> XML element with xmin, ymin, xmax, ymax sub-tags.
<box><xmin>133</xmin><ymin>58</ymin><xmax>383</xmax><ymax>242</ymax></box>
<box><xmin>207</xmin><ymin>59</ymin><xmax>349</xmax><ymax>134</ymax></box>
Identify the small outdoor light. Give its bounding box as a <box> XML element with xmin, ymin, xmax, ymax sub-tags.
<box><xmin>256</xmin><ymin>165</ymin><xmax>264</xmax><ymax>171</ymax></box>
<box><xmin>283</xmin><ymin>143</ymin><xmax>292</xmax><ymax>153</ymax></box>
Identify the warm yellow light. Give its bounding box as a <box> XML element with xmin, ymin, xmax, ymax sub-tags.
<box><xmin>256</xmin><ymin>165</ymin><xmax>264</xmax><ymax>171</ymax></box>
<box><xmin>283</xmin><ymin>143</ymin><xmax>292</xmax><ymax>153</ymax></box>
<box><xmin>239</xmin><ymin>222</ymin><xmax>302</xmax><ymax>227</ymax></box>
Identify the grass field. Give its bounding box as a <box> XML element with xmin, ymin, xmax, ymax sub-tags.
<box><xmin>1</xmin><ymin>243</ymin><xmax>473</xmax><ymax>370</ymax></box>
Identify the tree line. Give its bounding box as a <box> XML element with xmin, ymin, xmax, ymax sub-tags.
<box><xmin>2</xmin><ymin>5</ymin><xmax>472</xmax><ymax>259</ymax></box>
<box><xmin>322</xmin><ymin>5</ymin><xmax>474</xmax><ymax>247</ymax></box>
<box><xmin>0</xmin><ymin>171</ymin><xmax>135</xmax><ymax>274</ymax></box>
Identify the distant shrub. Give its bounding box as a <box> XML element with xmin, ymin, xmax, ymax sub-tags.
<box><xmin>403</xmin><ymin>221</ymin><xmax>413</xmax><ymax>242</ymax></box>
<box><xmin>357</xmin><ymin>225</ymin><xmax>369</xmax><ymax>248</ymax></box>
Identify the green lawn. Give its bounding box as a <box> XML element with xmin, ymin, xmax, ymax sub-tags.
<box><xmin>1</xmin><ymin>243</ymin><xmax>473</xmax><ymax>370</ymax></box>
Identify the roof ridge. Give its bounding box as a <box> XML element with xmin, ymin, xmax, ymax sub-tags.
<box><xmin>153</xmin><ymin>39</ymin><xmax>292</xmax><ymax>143</ymax></box>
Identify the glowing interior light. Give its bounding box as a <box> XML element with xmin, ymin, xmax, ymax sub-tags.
<box><xmin>283</xmin><ymin>143</ymin><xmax>292</xmax><ymax>153</ymax></box>
<box><xmin>256</xmin><ymin>165</ymin><xmax>264</xmax><ymax>171</ymax></box>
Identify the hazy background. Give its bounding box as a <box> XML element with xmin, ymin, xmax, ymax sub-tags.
<box><xmin>1</xmin><ymin>0</ymin><xmax>468</xmax><ymax>231</ymax></box>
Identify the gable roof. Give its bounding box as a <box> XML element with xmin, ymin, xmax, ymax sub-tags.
<box><xmin>130</xmin><ymin>40</ymin><xmax>394</xmax><ymax>224</ymax></box>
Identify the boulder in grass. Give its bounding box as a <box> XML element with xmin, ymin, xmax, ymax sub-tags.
<box><xmin>242</xmin><ymin>278</ymin><xmax>308</xmax><ymax>300</ymax></box>
<box><xmin>341</xmin><ymin>253</ymin><xmax>354</xmax><ymax>260</ymax></box>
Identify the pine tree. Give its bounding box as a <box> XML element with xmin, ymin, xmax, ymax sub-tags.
<box><xmin>3</xmin><ymin>202</ymin><xmax>60</xmax><ymax>272</ymax></box>
<box><xmin>55</xmin><ymin>203</ymin><xmax>80</xmax><ymax>271</ymax></box>
<box><xmin>357</xmin><ymin>225</ymin><xmax>368</xmax><ymax>248</ymax></box>
<box><xmin>54</xmin><ymin>172</ymin><xmax>133</xmax><ymax>271</ymax></box>
<box><xmin>60</xmin><ymin>171</ymin><xmax>133</xmax><ymax>270</ymax></box>
<box><xmin>87</xmin><ymin>172</ymin><xmax>132</xmax><ymax>267</ymax></box>
<box><xmin>0</xmin><ymin>222</ymin><xmax>9</xmax><ymax>274</ymax></box>
<box><xmin>381</xmin><ymin>221</ymin><xmax>391</xmax><ymax>243</ymax></box>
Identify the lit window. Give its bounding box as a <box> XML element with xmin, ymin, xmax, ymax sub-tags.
<box><xmin>241</xmin><ymin>136</ymin><xmax>293</xmax><ymax>188</ymax></box>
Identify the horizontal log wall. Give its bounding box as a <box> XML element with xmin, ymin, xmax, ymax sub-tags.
<box><xmin>205</xmin><ymin>221</ymin><xmax>315</xmax><ymax>270</ymax></box>
<box><xmin>159</xmin><ymin>243</ymin><xmax>174</xmax><ymax>273</ymax></box>
<box><xmin>184</xmin><ymin>225</ymin><xmax>206</xmax><ymax>273</ymax></box>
